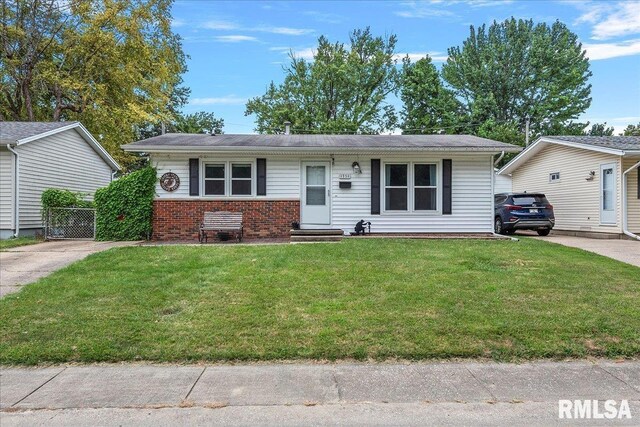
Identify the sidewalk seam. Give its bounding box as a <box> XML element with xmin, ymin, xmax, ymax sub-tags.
<box><xmin>464</xmin><ymin>366</ymin><xmax>497</xmax><ymax>401</ymax></box>
<box><xmin>597</xmin><ymin>365</ymin><xmax>640</xmax><ymax>394</ymax></box>
<box><xmin>331</xmin><ymin>367</ymin><xmax>342</xmax><ymax>401</ymax></box>
<box><xmin>11</xmin><ymin>366</ymin><xmax>67</xmax><ymax>407</ymax></box>
<box><xmin>184</xmin><ymin>367</ymin><xmax>206</xmax><ymax>401</ymax></box>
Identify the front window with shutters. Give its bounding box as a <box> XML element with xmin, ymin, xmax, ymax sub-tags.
<box><xmin>383</xmin><ymin>162</ymin><xmax>439</xmax><ymax>212</ymax></box>
<box><xmin>203</xmin><ymin>161</ymin><xmax>254</xmax><ymax>196</ymax></box>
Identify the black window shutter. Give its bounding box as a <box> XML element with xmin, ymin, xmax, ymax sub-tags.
<box><xmin>257</xmin><ymin>158</ymin><xmax>267</xmax><ymax>196</ymax></box>
<box><xmin>371</xmin><ymin>159</ymin><xmax>381</xmax><ymax>215</ymax></box>
<box><xmin>189</xmin><ymin>158</ymin><xmax>199</xmax><ymax>196</ymax></box>
<box><xmin>442</xmin><ymin>159</ymin><xmax>452</xmax><ymax>215</ymax></box>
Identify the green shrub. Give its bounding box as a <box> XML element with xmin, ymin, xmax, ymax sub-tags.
<box><xmin>41</xmin><ymin>189</ymin><xmax>93</xmax><ymax>221</ymax></box>
<box><xmin>95</xmin><ymin>167</ymin><xmax>157</xmax><ymax>241</ymax></box>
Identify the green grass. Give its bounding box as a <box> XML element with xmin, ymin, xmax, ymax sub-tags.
<box><xmin>1</xmin><ymin>238</ymin><xmax>638</xmax><ymax>364</ymax></box>
<box><xmin>0</xmin><ymin>236</ymin><xmax>39</xmax><ymax>251</ymax></box>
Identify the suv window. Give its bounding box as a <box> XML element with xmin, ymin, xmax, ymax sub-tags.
<box><xmin>495</xmin><ymin>195</ymin><xmax>508</xmax><ymax>205</ymax></box>
<box><xmin>512</xmin><ymin>195</ymin><xmax>548</xmax><ymax>206</ymax></box>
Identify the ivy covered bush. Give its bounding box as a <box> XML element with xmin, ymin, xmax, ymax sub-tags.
<box><xmin>95</xmin><ymin>166</ymin><xmax>157</xmax><ymax>241</ymax></box>
<box><xmin>41</xmin><ymin>189</ymin><xmax>93</xmax><ymax>218</ymax></box>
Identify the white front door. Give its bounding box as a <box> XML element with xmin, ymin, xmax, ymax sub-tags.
<box><xmin>600</xmin><ymin>163</ymin><xmax>617</xmax><ymax>225</ymax></box>
<box><xmin>301</xmin><ymin>161</ymin><xmax>331</xmax><ymax>226</ymax></box>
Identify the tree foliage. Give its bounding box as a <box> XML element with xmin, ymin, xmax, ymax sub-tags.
<box><xmin>245</xmin><ymin>28</ymin><xmax>399</xmax><ymax>134</ymax></box>
<box><xmin>0</xmin><ymin>0</ymin><xmax>187</xmax><ymax>168</ymax></box>
<box><xmin>586</xmin><ymin>122</ymin><xmax>614</xmax><ymax>136</ymax></box>
<box><xmin>441</xmin><ymin>18</ymin><xmax>592</xmax><ymax>135</ymax></box>
<box><xmin>136</xmin><ymin>111</ymin><xmax>225</xmax><ymax>140</ymax></box>
<box><xmin>399</xmin><ymin>56</ymin><xmax>462</xmax><ymax>134</ymax></box>
<box><xmin>622</xmin><ymin>123</ymin><xmax>640</xmax><ymax>136</ymax></box>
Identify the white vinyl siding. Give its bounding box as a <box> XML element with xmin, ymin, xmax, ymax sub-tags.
<box><xmin>152</xmin><ymin>153</ymin><xmax>495</xmax><ymax>234</ymax></box>
<box><xmin>511</xmin><ymin>144</ymin><xmax>622</xmax><ymax>233</ymax></box>
<box><xmin>494</xmin><ymin>172</ymin><xmax>512</xmax><ymax>194</ymax></box>
<box><xmin>0</xmin><ymin>147</ymin><xmax>13</xmax><ymax>230</ymax></box>
<box><xmin>331</xmin><ymin>154</ymin><xmax>493</xmax><ymax>233</ymax></box>
<box><xmin>150</xmin><ymin>154</ymin><xmax>299</xmax><ymax>199</ymax></box>
<box><xmin>16</xmin><ymin>128</ymin><xmax>113</xmax><ymax>229</ymax></box>
<box><xmin>623</xmin><ymin>158</ymin><xmax>640</xmax><ymax>234</ymax></box>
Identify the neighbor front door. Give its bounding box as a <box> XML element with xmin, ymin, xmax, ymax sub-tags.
<box><xmin>600</xmin><ymin>163</ymin><xmax>617</xmax><ymax>225</ymax></box>
<box><xmin>301</xmin><ymin>161</ymin><xmax>331</xmax><ymax>225</ymax></box>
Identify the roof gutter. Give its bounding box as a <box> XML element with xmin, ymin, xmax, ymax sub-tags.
<box><xmin>622</xmin><ymin>160</ymin><xmax>640</xmax><ymax>241</ymax></box>
<box><xmin>122</xmin><ymin>145</ymin><xmax>521</xmax><ymax>154</ymax></box>
<box><xmin>6</xmin><ymin>144</ymin><xmax>19</xmax><ymax>237</ymax></box>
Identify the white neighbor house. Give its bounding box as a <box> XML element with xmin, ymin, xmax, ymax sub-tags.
<box><xmin>498</xmin><ymin>136</ymin><xmax>640</xmax><ymax>239</ymax></box>
<box><xmin>123</xmin><ymin>132</ymin><xmax>520</xmax><ymax>240</ymax></box>
<box><xmin>0</xmin><ymin>122</ymin><xmax>120</xmax><ymax>239</ymax></box>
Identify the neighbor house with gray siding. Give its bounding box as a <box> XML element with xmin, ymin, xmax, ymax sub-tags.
<box><xmin>0</xmin><ymin>122</ymin><xmax>120</xmax><ymax>239</ymax></box>
<box><xmin>498</xmin><ymin>136</ymin><xmax>640</xmax><ymax>239</ymax></box>
<box><xmin>123</xmin><ymin>130</ymin><xmax>520</xmax><ymax>240</ymax></box>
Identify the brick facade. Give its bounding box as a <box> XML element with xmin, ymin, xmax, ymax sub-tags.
<box><xmin>152</xmin><ymin>199</ymin><xmax>300</xmax><ymax>241</ymax></box>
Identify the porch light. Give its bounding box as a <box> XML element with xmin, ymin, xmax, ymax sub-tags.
<box><xmin>352</xmin><ymin>161</ymin><xmax>362</xmax><ymax>174</ymax></box>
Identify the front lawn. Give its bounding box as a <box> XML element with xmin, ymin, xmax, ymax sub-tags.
<box><xmin>0</xmin><ymin>236</ymin><xmax>39</xmax><ymax>251</ymax></box>
<box><xmin>1</xmin><ymin>238</ymin><xmax>638</xmax><ymax>364</ymax></box>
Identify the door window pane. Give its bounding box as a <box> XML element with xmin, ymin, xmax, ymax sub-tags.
<box><xmin>385</xmin><ymin>164</ymin><xmax>407</xmax><ymax>186</ymax></box>
<box><xmin>306</xmin><ymin>166</ymin><xmax>325</xmax><ymax>185</ymax></box>
<box><xmin>307</xmin><ymin>187</ymin><xmax>326</xmax><ymax>205</ymax></box>
<box><xmin>385</xmin><ymin>188</ymin><xmax>408</xmax><ymax>210</ymax></box>
<box><xmin>415</xmin><ymin>188</ymin><xmax>437</xmax><ymax>210</ymax></box>
<box><xmin>415</xmin><ymin>164</ymin><xmax>436</xmax><ymax>186</ymax></box>
<box><xmin>603</xmin><ymin>168</ymin><xmax>614</xmax><ymax>210</ymax></box>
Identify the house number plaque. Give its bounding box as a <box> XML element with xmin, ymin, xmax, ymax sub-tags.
<box><xmin>160</xmin><ymin>172</ymin><xmax>180</xmax><ymax>192</ymax></box>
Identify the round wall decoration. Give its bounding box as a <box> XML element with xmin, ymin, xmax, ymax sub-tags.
<box><xmin>160</xmin><ymin>172</ymin><xmax>180</xmax><ymax>192</ymax></box>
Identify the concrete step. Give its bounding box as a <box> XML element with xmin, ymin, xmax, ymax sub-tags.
<box><xmin>290</xmin><ymin>235</ymin><xmax>343</xmax><ymax>243</ymax></box>
<box><xmin>290</xmin><ymin>229</ymin><xmax>344</xmax><ymax>236</ymax></box>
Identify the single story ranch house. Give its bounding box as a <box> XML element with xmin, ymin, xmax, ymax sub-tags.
<box><xmin>123</xmin><ymin>131</ymin><xmax>521</xmax><ymax>240</ymax></box>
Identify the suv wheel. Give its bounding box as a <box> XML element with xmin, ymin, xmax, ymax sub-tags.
<box><xmin>494</xmin><ymin>217</ymin><xmax>504</xmax><ymax>234</ymax></box>
<box><xmin>537</xmin><ymin>229</ymin><xmax>551</xmax><ymax>236</ymax></box>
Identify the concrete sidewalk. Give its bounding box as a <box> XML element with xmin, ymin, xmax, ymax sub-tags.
<box><xmin>1</xmin><ymin>361</ymin><xmax>639</xmax><ymax>425</ymax></box>
<box><xmin>0</xmin><ymin>240</ymin><xmax>139</xmax><ymax>297</ymax></box>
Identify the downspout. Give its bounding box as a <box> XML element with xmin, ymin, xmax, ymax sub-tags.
<box><xmin>6</xmin><ymin>144</ymin><xmax>19</xmax><ymax>237</ymax></box>
<box><xmin>622</xmin><ymin>159</ymin><xmax>640</xmax><ymax>241</ymax></box>
<box><xmin>493</xmin><ymin>151</ymin><xmax>505</xmax><ymax>167</ymax></box>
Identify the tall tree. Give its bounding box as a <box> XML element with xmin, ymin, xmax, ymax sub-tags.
<box><xmin>442</xmin><ymin>18</ymin><xmax>592</xmax><ymax>136</ymax></box>
<box><xmin>245</xmin><ymin>28</ymin><xmax>399</xmax><ymax>134</ymax></box>
<box><xmin>0</xmin><ymin>0</ymin><xmax>187</xmax><ymax>167</ymax></box>
<box><xmin>136</xmin><ymin>111</ymin><xmax>225</xmax><ymax>140</ymax></box>
<box><xmin>399</xmin><ymin>56</ymin><xmax>462</xmax><ymax>134</ymax></box>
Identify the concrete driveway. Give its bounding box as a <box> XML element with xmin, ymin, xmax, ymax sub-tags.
<box><xmin>0</xmin><ymin>240</ymin><xmax>139</xmax><ymax>297</ymax></box>
<box><xmin>534</xmin><ymin>235</ymin><xmax>640</xmax><ymax>267</ymax></box>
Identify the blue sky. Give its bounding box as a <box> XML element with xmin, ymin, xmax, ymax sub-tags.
<box><xmin>171</xmin><ymin>0</ymin><xmax>640</xmax><ymax>134</ymax></box>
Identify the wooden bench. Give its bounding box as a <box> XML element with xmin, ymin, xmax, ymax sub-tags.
<box><xmin>199</xmin><ymin>211</ymin><xmax>243</xmax><ymax>243</ymax></box>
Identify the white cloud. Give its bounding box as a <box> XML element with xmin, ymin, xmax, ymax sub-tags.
<box><xmin>171</xmin><ymin>18</ymin><xmax>186</xmax><ymax>28</ymax></box>
<box><xmin>575</xmin><ymin>2</ymin><xmax>640</xmax><ymax>40</ymax></box>
<box><xmin>213</xmin><ymin>35</ymin><xmax>258</xmax><ymax>43</ymax></box>
<box><xmin>583</xmin><ymin>39</ymin><xmax>640</xmax><ymax>60</ymax></box>
<box><xmin>201</xmin><ymin>20</ymin><xmax>239</xmax><ymax>30</ymax></box>
<box><xmin>189</xmin><ymin>96</ymin><xmax>247</xmax><ymax>106</ymax></box>
<box><xmin>254</xmin><ymin>26</ymin><xmax>315</xmax><ymax>36</ymax></box>
<box><xmin>394</xmin><ymin>52</ymin><xmax>449</xmax><ymax>62</ymax></box>
<box><xmin>395</xmin><ymin>0</ymin><xmax>513</xmax><ymax>18</ymax></box>
<box><xmin>291</xmin><ymin>47</ymin><xmax>316</xmax><ymax>60</ymax></box>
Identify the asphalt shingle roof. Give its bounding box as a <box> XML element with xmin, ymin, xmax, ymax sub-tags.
<box><xmin>545</xmin><ymin>135</ymin><xmax>640</xmax><ymax>151</ymax></box>
<box><xmin>123</xmin><ymin>133</ymin><xmax>521</xmax><ymax>151</ymax></box>
<box><xmin>0</xmin><ymin>121</ymin><xmax>77</xmax><ymax>144</ymax></box>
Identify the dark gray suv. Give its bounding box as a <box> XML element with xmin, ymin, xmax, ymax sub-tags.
<box><xmin>494</xmin><ymin>193</ymin><xmax>555</xmax><ymax>236</ymax></box>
